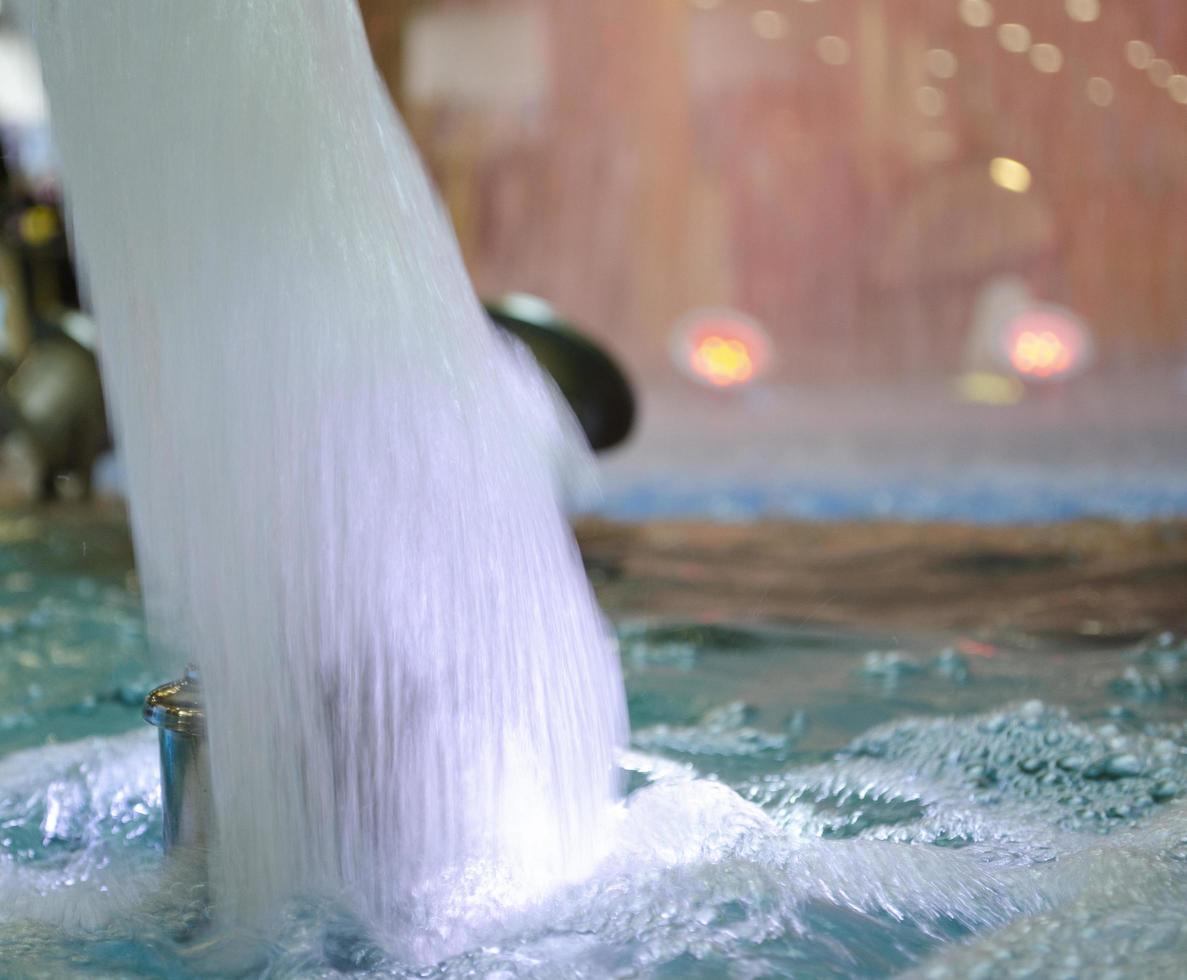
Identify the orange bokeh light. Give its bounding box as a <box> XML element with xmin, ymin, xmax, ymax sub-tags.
<box><xmin>672</xmin><ymin>309</ymin><xmax>771</xmax><ymax>388</ymax></box>
<box><xmin>1000</xmin><ymin>307</ymin><xmax>1092</xmax><ymax>382</ymax></box>
<box><xmin>690</xmin><ymin>334</ymin><xmax>755</xmax><ymax>387</ymax></box>
<box><xmin>1009</xmin><ymin>329</ymin><xmax>1073</xmax><ymax>378</ymax></box>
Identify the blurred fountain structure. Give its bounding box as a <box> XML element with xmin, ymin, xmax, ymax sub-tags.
<box><xmin>357</xmin><ymin>0</ymin><xmax>1187</xmax><ymax>519</ymax></box>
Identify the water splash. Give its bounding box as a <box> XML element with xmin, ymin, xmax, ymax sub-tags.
<box><xmin>0</xmin><ymin>732</ymin><xmax>1043</xmax><ymax>978</ymax></box>
<box><xmin>3</xmin><ymin>658</ymin><xmax>1186</xmax><ymax>975</ymax></box>
<box><xmin>29</xmin><ymin>0</ymin><xmax>625</xmax><ymax>958</ymax></box>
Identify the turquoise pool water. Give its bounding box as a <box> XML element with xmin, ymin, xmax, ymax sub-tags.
<box><xmin>2</xmin><ymin>510</ymin><xmax>1186</xmax><ymax>978</ymax></box>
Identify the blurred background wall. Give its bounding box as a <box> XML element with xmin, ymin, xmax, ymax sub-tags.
<box><xmin>2</xmin><ymin>0</ymin><xmax>1185</xmax><ymax>518</ymax></box>
<box><xmin>361</xmin><ymin>0</ymin><xmax>1187</xmax><ymax>382</ymax></box>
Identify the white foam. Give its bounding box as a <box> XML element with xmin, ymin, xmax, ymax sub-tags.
<box><xmin>0</xmin><ymin>731</ymin><xmax>159</xmax><ymax>931</ymax></box>
<box><xmin>4</xmin><ymin>699</ymin><xmax>1180</xmax><ymax>975</ymax></box>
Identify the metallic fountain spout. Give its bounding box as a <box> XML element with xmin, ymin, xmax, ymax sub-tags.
<box><xmin>144</xmin><ymin>667</ymin><xmax>211</xmax><ymax>855</ymax></box>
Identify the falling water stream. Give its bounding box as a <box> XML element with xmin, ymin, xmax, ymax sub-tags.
<box><xmin>28</xmin><ymin>0</ymin><xmax>626</xmax><ymax>962</ymax></box>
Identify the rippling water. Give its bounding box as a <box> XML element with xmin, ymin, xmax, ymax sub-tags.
<box><xmin>1</xmin><ymin>526</ymin><xmax>1185</xmax><ymax>977</ymax></box>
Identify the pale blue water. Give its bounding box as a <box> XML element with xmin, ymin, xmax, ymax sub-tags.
<box><xmin>2</xmin><ymin>511</ymin><xmax>1186</xmax><ymax>978</ymax></box>
<box><xmin>599</xmin><ymin>470</ymin><xmax>1187</xmax><ymax>524</ymax></box>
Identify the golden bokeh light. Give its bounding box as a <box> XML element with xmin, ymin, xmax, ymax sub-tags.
<box><xmin>989</xmin><ymin>157</ymin><xmax>1032</xmax><ymax>193</ymax></box>
<box><xmin>958</xmin><ymin>0</ymin><xmax>994</xmax><ymax>29</ymax></box>
<box><xmin>1064</xmin><ymin>0</ymin><xmax>1100</xmax><ymax>23</ymax></box>
<box><xmin>1126</xmin><ymin>40</ymin><xmax>1154</xmax><ymax>70</ymax></box>
<box><xmin>751</xmin><ymin>9</ymin><xmax>788</xmax><ymax>41</ymax></box>
<box><xmin>1029</xmin><ymin>43</ymin><xmax>1063</xmax><ymax>74</ymax></box>
<box><xmin>1148</xmin><ymin>59</ymin><xmax>1173</xmax><ymax>88</ymax></box>
<box><xmin>956</xmin><ymin>372</ymin><xmax>1024</xmax><ymax>405</ymax></box>
<box><xmin>997</xmin><ymin>23</ymin><xmax>1031</xmax><ymax>54</ymax></box>
<box><xmin>19</xmin><ymin>205</ymin><xmax>61</xmax><ymax>246</ymax></box>
<box><xmin>1086</xmin><ymin>76</ymin><xmax>1115</xmax><ymax>106</ymax></box>
<box><xmin>926</xmin><ymin>48</ymin><xmax>958</xmax><ymax>79</ymax></box>
<box><xmin>1169</xmin><ymin>75</ymin><xmax>1187</xmax><ymax>104</ymax></box>
<box><xmin>817</xmin><ymin>35</ymin><xmax>851</xmax><ymax>66</ymax></box>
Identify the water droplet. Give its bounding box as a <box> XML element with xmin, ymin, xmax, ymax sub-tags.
<box><xmin>1150</xmin><ymin>781</ymin><xmax>1179</xmax><ymax>802</ymax></box>
<box><xmin>1083</xmin><ymin>754</ymin><xmax>1144</xmax><ymax>781</ymax></box>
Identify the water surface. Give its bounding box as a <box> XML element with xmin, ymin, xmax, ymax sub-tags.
<box><xmin>2</xmin><ymin>510</ymin><xmax>1185</xmax><ymax>978</ymax></box>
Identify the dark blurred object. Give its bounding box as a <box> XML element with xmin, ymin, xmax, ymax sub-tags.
<box><xmin>2</xmin><ymin>200</ymin><xmax>81</xmax><ymax>350</ymax></box>
<box><xmin>0</xmin><ymin>163</ymin><xmax>108</xmax><ymax>500</ymax></box>
<box><xmin>1</xmin><ymin>325</ymin><xmax>109</xmax><ymax>500</ymax></box>
<box><xmin>485</xmin><ymin>294</ymin><xmax>634</xmax><ymax>452</ymax></box>
<box><xmin>2</xmin><ymin>188</ymin><xmax>82</xmax><ymax>394</ymax></box>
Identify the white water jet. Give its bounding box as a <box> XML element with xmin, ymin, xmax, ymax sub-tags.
<box><xmin>29</xmin><ymin>0</ymin><xmax>626</xmax><ymax>959</ymax></box>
